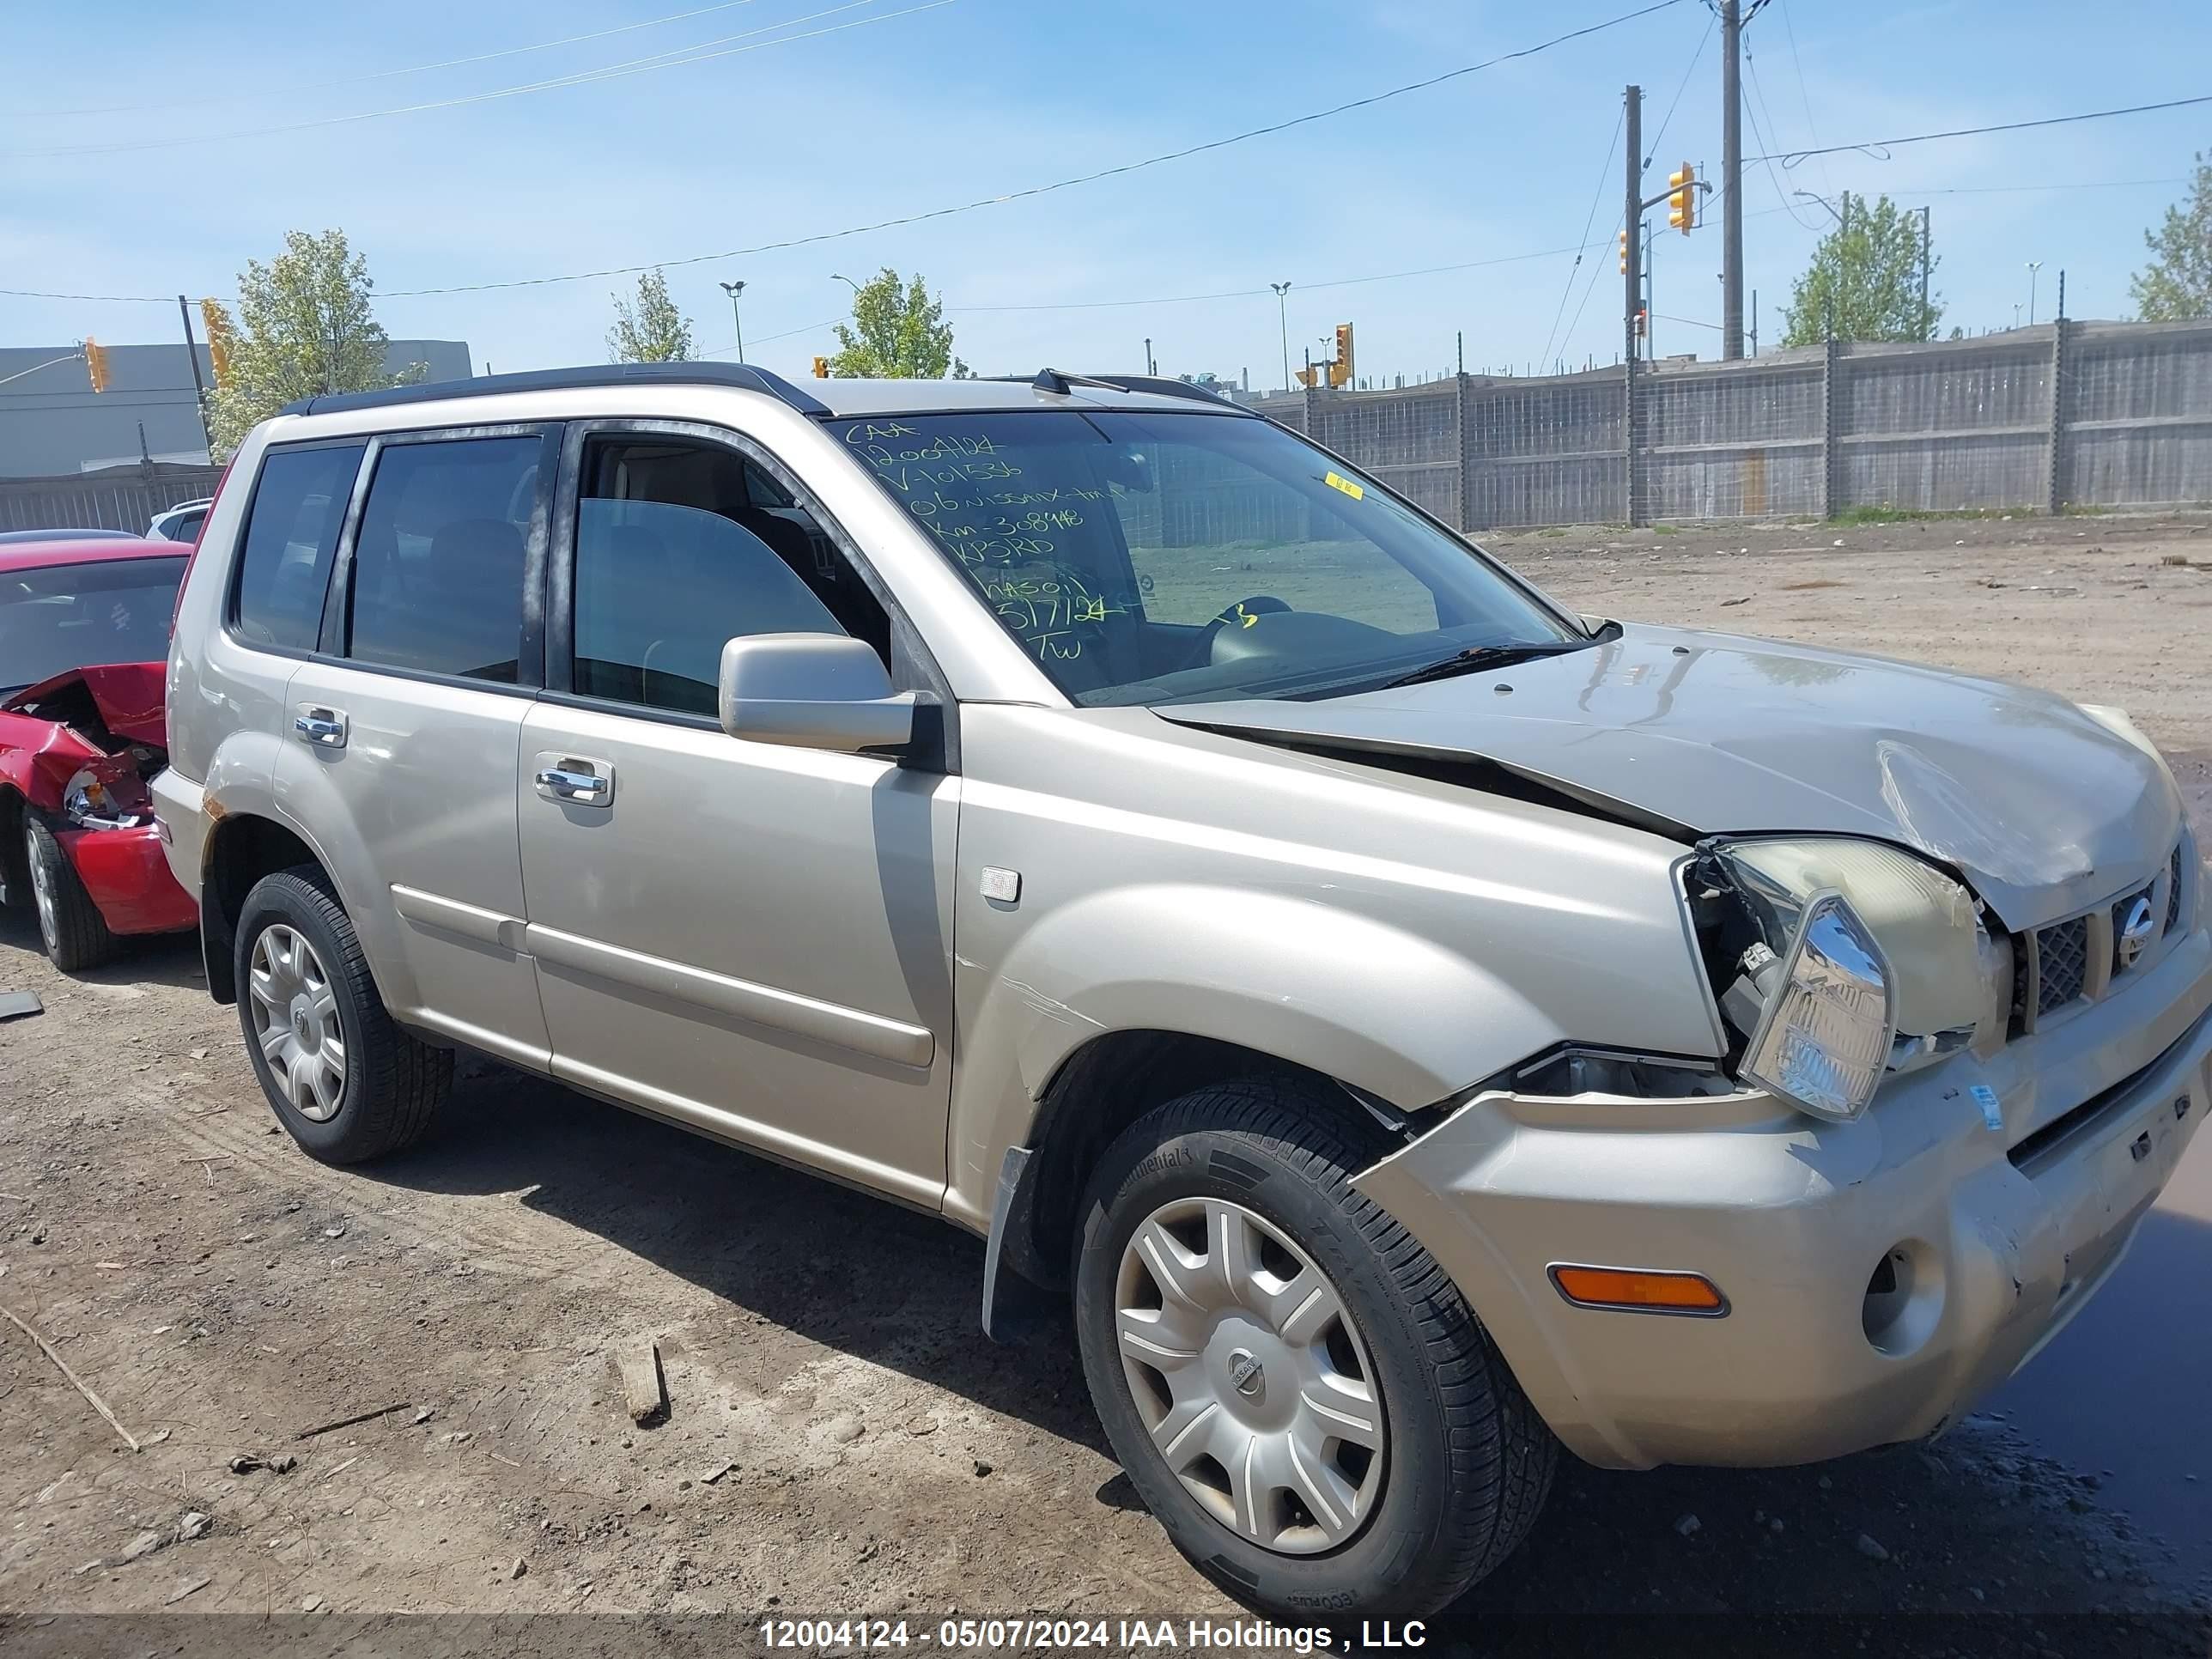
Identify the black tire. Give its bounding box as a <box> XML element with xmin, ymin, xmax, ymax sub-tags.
<box><xmin>1073</xmin><ymin>1077</ymin><xmax>1555</xmax><ymax>1621</ymax></box>
<box><xmin>234</xmin><ymin>866</ymin><xmax>451</xmax><ymax>1164</ymax></box>
<box><xmin>24</xmin><ymin>814</ymin><xmax>119</xmax><ymax>972</ymax></box>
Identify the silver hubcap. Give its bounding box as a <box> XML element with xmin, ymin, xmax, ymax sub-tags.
<box><xmin>246</xmin><ymin>925</ymin><xmax>346</xmax><ymax>1121</ymax></box>
<box><xmin>1115</xmin><ymin>1197</ymin><xmax>1385</xmax><ymax>1555</ymax></box>
<box><xmin>25</xmin><ymin>828</ymin><xmax>58</xmax><ymax>945</ymax></box>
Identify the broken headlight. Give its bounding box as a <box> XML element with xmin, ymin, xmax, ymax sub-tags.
<box><xmin>61</xmin><ymin>766</ymin><xmax>154</xmax><ymax>830</ymax></box>
<box><xmin>1695</xmin><ymin>837</ymin><xmax>2010</xmax><ymax>1120</ymax></box>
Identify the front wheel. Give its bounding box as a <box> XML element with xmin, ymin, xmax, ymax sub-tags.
<box><xmin>1073</xmin><ymin>1078</ymin><xmax>1554</xmax><ymax>1621</ymax></box>
<box><xmin>24</xmin><ymin>815</ymin><xmax>118</xmax><ymax>971</ymax></box>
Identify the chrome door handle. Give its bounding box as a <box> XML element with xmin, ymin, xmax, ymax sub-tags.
<box><xmin>294</xmin><ymin>708</ymin><xmax>347</xmax><ymax>748</ymax></box>
<box><xmin>535</xmin><ymin>766</ymin><xmax>611</xmax><ymax>805</ymax></box>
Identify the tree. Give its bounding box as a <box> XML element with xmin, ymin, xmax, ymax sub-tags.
<box><xmin>204</xmin><ymin>229</ymin><xmax>422</xmax><ymax>457</ymax></box>
<box><xmin>2130</xmin><ymin>153</ymin><xmax>2212</xmax><ymax>320</ymax></box>
<box><xmin>829</xmin><ymin>268</ymin><xmax>969</xmax><ymax>378</ymax></box>
<box><xmin>1780</xmin><ymin>192</ymin><xmax>1941</xmax><ymax>347</ymax></box>
<box><xmin>606</xmin><ymin>269</ymin><xmax>696</xmax><ymax>362</ymax></box>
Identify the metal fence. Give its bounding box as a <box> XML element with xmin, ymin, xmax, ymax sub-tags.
<box><xmin>0</xmin><ymin>464</ymin><xmax>227</xmax><ymax>536</ymax></box>
<box><xmin>1254</xmin><ymin>318</ymin><xmax>2212</xmax><ymax>529</ymax></box>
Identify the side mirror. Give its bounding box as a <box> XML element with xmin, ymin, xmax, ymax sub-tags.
<box><xmin>717</xmin><ymin>633</ymin><xmax>915</xmax><ymax>754</ymax></box>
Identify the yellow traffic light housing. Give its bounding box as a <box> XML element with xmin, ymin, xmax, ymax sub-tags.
<box><xmin>811</xmin><ymin>356</ymin><xmax>830</xmax><ymax>379</ymax></box>
<box><xmin>1618</xmin><ymin>229</ymin><xmax>1631</xmax><ymax>275</ymax></box>
<box><xmin>200</xmin><ymin>299</ymin><xmax>234</xmax><ymax>386</ymax></box>
<box><xmin>1329</xmin><ymin>322</ymin><xmax>1354</xmax><ymax>389</ymax></box>
<box><xmin>1668</xmin><ymin>163</ymin><xmax>1697</xmax><ymax>235</ymax></box>
<box><xmin>83</xmin><ymin>337</ymin><xmax>112</xmax><ymax>393</ymax></box>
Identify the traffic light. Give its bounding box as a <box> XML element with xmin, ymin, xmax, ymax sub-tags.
<box><xmin>1329</xmin><ymin>322</ymin><xmax>1354</xmax><ymax>389</ymax></box>
<box><xmin>199</xmin><ymin>298</ymin><xmax>234</xmax><ymax>386</ymax></box>
<box><xmin>1618</xmin><ymin>229</ymin><xmax>1631</xmax><ymax>275</ymax></box>
<box><xmin>83</xmin><ymin>337</ymin><xmax>111</xmax><ymax>393</ymax></box>
<box><xmin>811</xmin><ymin>356</ymin><xmax>830</xmax><ymax>379</ymax></box>
<box><xmin>1668</xmin><ymin>163</ymin><xmax>1697</xmax><ymax>235</ymax></box>
<box><xmin>1635</xmin><ymin>307</ymin><xmax>1649</xmax><ymax>339</ymax></box>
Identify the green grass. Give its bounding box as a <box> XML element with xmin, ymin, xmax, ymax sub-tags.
<box><xmin>1827</xmin><ymin>504</ymin><xmax>2028</xmax><ymax>526</ymax></box>
<box><xmin>1651</xmin><ymin>522</ymin><xmax>1683</xmax><ymax>535</ymax></box>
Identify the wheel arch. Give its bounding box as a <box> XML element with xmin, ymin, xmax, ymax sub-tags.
<box><xmin>199</xmin><ymin>811</ymin><xmax>331</xmax><ymax>1004</ymax></box>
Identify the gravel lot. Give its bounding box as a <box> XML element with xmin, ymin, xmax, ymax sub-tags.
<box><xmin>4</xmin><ymin>511</ymin><xmax>2211</xmax><ymax>1657</ymax></box>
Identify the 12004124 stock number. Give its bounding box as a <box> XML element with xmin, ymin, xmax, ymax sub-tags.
<box><xmin>759</xmin><ymin>1618</ymin><xmax>1129</xmax><ymax>1648</ymax></box>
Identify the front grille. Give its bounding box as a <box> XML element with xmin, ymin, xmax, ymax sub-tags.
<box><xmin>2037</xmin><ymin>915</ymin><xmax>2090</xmax><ymax>1016</ymax></box>
<box><xmin>2169</xmin><ymin>843</ymin><xmax>2186</xmax><ymax>935</ymax></box>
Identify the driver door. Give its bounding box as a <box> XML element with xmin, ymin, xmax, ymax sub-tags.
<box><xmin>517</xmin><ymin>420</ymin><xmax>958</xmax><ymax>1206</ymax></box>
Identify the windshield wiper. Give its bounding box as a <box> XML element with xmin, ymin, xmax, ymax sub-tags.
<box><xmin>1377</xmin><ymin>641</ymin><xmax>1588</xmax><ymax>690</ymax></box>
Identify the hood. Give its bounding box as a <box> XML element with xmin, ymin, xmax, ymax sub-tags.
<box><xmin>1156</xmin><ymin>623</ymin><xmax>2181</xmax><ymax>933</ymax></box>
<box><xmin>1</xmin><ymin>661</ymin><xmax>168</xmax><ymax>747</ymax></box>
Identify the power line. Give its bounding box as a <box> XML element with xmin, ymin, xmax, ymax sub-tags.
<box><xmin>1539</xmin><ymin>105</ymin><xmax>1625</xmax><ymax>372</ymax></box>
<box><xmin>8</xmin><ymin>0</ymin><xmax>936</xmax><ymax>160</ymax></box>
<box><xmin>1742</xmin><ymin>40</ymin><xmax>1826</xmax><ymax>228</ymax></box>
<box><xmin>1750</xmin><ymin>91</ymin><xmax>2212</xmax><ymax>165</ymax></box>
<box><xmin>0</xmin><ymin>288</ymin><xmax>171</xmax><ymax>303</ymax></box>
<box><xmin>372</xmin><ymin>0</ymin><xmax>1688</xmax><ymax>298</ymax></box>
<box><xmin>1644</xmin><ymin>7</ymin><xmax>1714</xmax><ymax>166</ymax></box>
<box><xmin>15</xmin><ymin>0</ymin><xmax>778</xmax><ymax>119</ymax></box>
<box><xmin>1771</xmin><ymin>0</ymin><xmax>1833</xmax><ymax>194</ymax></box>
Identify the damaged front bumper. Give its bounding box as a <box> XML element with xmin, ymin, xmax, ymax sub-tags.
<box><xmin>1353</xmin><ymin>925</ymin><xmax>2212</xmax><ymax>1471</ymax></box>
<box><xmin>61</xmin><ymin>819</ymin><xmax>197</xmax><ymax>936</ymax></box>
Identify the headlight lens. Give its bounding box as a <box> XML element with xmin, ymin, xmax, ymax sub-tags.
<box><xmin>62</xmin><ymin>767</ymin><xmax>152</xmax><ymax>830</ymax></box>
<box><xmin>1739</xmin><ymin>890</ymin><xmax>1894</xmax><ymax>1121</ymax></box>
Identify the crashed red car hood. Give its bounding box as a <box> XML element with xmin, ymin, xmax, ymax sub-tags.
<box><xmin>2</xmin><ymin>661</ymin><xmax>168</xmax><ymax>746</ymax></box>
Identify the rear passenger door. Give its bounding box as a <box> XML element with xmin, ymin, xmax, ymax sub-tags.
<box><xmin>273</xmin><ymin>423</ymin><xmax>561</xmax><ymax>1070</ymax></box>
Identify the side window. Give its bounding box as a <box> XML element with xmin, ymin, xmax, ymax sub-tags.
<box><xmin>232</xmin><ymin>443</ymin><xmax>363</xmax><ymax>650</ymax></box>
<box><xmin>345</xmin><ymin>436</ymin><xmax>539</xmax><ymax>683</ymax></box>
<box><xmin>569</xmin><ymin>435</ymin><xmax>884</xmax><ymax>716</ymax></box>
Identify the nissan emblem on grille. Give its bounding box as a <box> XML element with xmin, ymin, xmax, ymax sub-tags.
<box><xmin>2117</xmin><ymin>896</ymin><xmax>2157</xmax><ymax>969</ymax></box>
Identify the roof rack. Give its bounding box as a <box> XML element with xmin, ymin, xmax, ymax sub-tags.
<box><xmin>1010</xmin><ymin>369</ymin><xmax>1255</xmax><ymax>412</ymax></box>
<box><xmin>277</xmin><ymin>361</ymin><xmax>834</xmax><ymax>421</ymax></box>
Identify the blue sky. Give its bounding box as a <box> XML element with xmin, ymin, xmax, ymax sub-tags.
<box><xmin>6</xmin><ymin>0</ymin><xmax>2208</xmax><ymax>387</ymax></box>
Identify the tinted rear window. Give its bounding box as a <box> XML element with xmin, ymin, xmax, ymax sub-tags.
<box><xmin>233</xmin><ymin>444</ymin><xmax>364</xmax><ymax>651</ymax></box>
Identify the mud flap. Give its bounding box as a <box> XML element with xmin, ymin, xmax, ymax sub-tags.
<box><xmin>981</xmin><ymin>1146</ymin><xmax>1057</xmax><ymax>1344</ymax></box>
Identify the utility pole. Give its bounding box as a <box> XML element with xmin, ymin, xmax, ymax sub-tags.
<box><xmin>2026</xmin><ymin>260</ymin><xmax>2043</xmax><ymax>326</ymax></box>
<box><xmin>1623</xmin><ymin>83</ymin><xmax>1644</xmax><ymax>526</ymax></box>
<box><xmin>1919</xmin><ymin>207</ymin><xmax>1932</xmax><ymax>339</ymax></box>
<box><xmin>719</xmin><ymin>281</ymin><xmax>747</xmax><ymax>361</ymax></box>
<box><xmin>1624</xmin><ymin>85</ymin><xmax>1643</xmax><ymax>371</ymax></box>
<box><xmin>1144</xmin><ymin>337</ymin><xmax>1154</xmax><ymax>375</ymax></box>
<box><xmin>1719</xmin><ymin>0</ymin><xmax>1745</xmax><ymax>359</ymax></box>
<box><xmin>1270</xmin><ymin>283</ymin><xmax>1292</xmax><ymax>392</ymax></box>
<box><xmin>177</xmin><ymin>294</ymin><xmax>212</xmax><ymax>455</ymax></box>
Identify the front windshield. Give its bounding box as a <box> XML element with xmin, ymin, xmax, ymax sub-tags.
<box><xmin>0</xmin><ymin>557</ymin><xmax>186</xmax><ymax>696</ymax></box>
<box><xmin>840</xmin><ymin>409</ymin><xmax>1582</xmax><ymax>705</ymax></box>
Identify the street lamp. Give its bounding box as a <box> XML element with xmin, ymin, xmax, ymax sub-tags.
<box><xmin>719</xmin><ymin>280</ymin><xmax>746</xmax><ymax>362</ymax></box>
<box><xmin>830</xmin><ymin>272</ymin><xmax>863</xmax><ymax>297</ymax></box>
<box><xmin>1269</xmin><ymin>282</ymin><xmax>1292</xmax><ymax>392</ymax></box>
<box><xmin>2026</xmin><ymin>260</ymin><xmax>2044</xmax><ymax>326</ymax></box>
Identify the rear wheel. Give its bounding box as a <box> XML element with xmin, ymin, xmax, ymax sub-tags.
<box><xmin>235</xmin><ymin>867</ymin><xmax>450</xmax><ymax>1163</ymax></box>
<box><xmin>23</xmin><ymin>816</ymin><xmax>118</xmax><ymax>972</ymax></box>
<box><xmin>1073</xmin><ymin>1077</ymin><xmax>1554</xmax><ymax>1620</ymax></box>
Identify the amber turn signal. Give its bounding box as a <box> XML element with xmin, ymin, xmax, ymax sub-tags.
<box><xmin>1549</xmin><ymin>1264</ymin><xmax>1727</xmax><ymax>1316</ymax></box>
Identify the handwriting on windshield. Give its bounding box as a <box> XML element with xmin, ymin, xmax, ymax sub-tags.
<box><xmin>845</xmin><ymin>422</ymin><xmax>1127</xmax><ymax>659</ymax></box>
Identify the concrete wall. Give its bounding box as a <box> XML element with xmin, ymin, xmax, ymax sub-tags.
<box><xmin>1251</xmin><ymin>319</ymin><xmax>2212</xmax><ymax>528</ymax></box>
<box><xmin>0</xmin><ymin>339</ymin><xmax>473</xmax><ymax>479</ymax></box>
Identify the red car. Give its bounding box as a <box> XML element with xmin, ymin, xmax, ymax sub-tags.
<box><xmin>0</xmin><ymin>537</ymin><xmax>197</xmax><ymax>969</ymax></box>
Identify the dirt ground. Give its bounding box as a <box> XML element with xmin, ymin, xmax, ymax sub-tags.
<box><xmin>4</xmin><ymin>511</ymin><xmax>2212</xmax><ymax>1658</ymax></box>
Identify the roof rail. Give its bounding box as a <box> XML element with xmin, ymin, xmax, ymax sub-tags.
<box><xmin>277</xmin><ymin>361</ymin><xmax>834</xmax><ymax>421</ymax></box>
<box><xmin>1012</xmin><ymin>369</ymin><xmax>1254</xmax><ymax>412</ymax></box>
